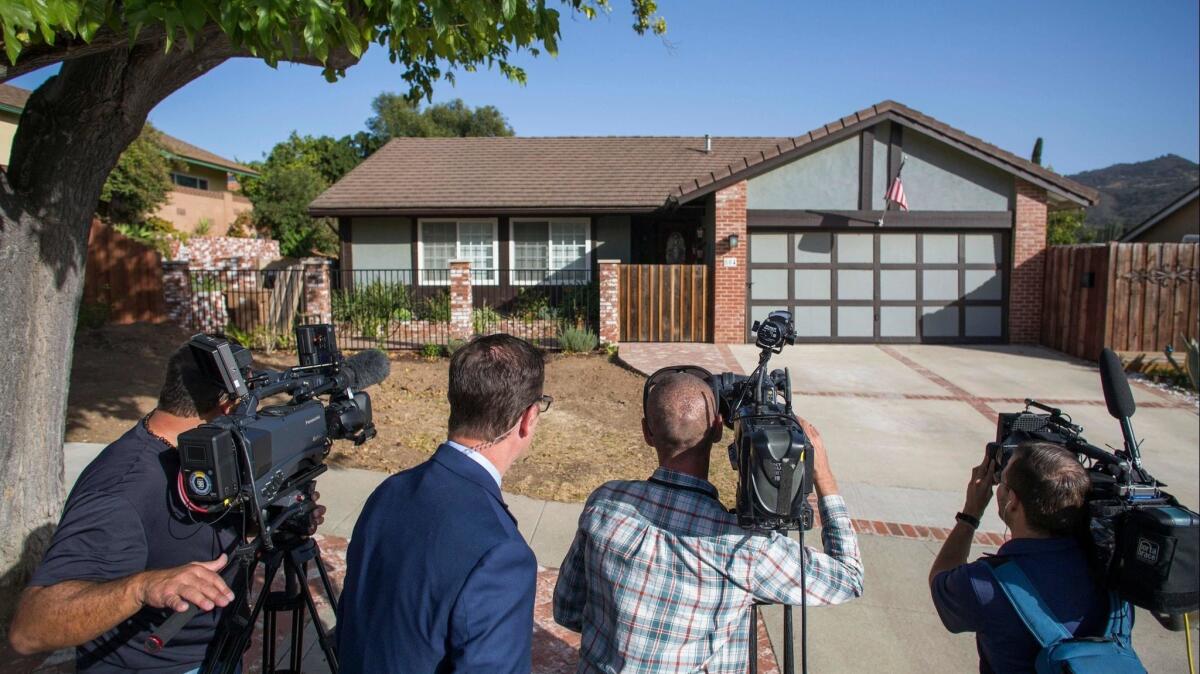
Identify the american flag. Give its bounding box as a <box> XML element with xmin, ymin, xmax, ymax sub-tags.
<box><xmin>885</xmin><ymin>174</ymin><xmax>908</xmax><ymax>211</ymax></box>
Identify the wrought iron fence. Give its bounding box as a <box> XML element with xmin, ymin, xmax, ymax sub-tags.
<box><xmin>176</xmin><ymin>267</ymin><xmax>599</xmax><ymax>352</ymax></box>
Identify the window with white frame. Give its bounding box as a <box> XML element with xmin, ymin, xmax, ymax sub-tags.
<box><xmin>418</xmin><ymin>219</ymin><xmax>498</xmax><ymax>284</ymax></box>
<box><xmin>510</xmin><ymin>218</ymin><xmax>591</xmax><ymax>284</ymax></box>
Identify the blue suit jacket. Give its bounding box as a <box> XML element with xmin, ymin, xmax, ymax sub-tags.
<box><xmin>337</xmin><ymin>444</ymin><xmax>537</xmax><ymax>673</ymax></box>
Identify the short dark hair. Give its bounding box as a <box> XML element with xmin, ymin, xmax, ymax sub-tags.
<box><xmin>1006</xmin><ymin>441</ymin><xmax>1091</xmax><ymax>537</ymax></box>
<box><xmin>157</xmin><ymin>334</ymin><xmax>236</xmax><ymax>417</ymax></box>
<box><xmin>447</xmin><ymin>334</ymin><xmax>544</xmax><ymax>439</ymax></box>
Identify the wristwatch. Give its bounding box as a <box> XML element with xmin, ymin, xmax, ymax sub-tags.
<box><xmin>955</xmin><ymin>512</ymin><xmax>981</xmax><ymax>529</ymax></box>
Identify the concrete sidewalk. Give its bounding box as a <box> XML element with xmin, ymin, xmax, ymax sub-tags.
<box><xmin>60</xmin><ymin>442</ymin><xmax>1197</xmax><ymax>672</ymax></box>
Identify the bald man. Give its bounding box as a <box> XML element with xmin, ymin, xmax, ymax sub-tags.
<box><xmin>552</xmin><ymin>373</ymin><xmax>863</xmax><ymax>673</ymax></box>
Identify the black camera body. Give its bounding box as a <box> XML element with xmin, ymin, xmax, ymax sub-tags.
<box><xmin>178</xmin><ymin>325</ymin><xmax>387</xmax><ymax>526</ymax></box>
<box><xmin>715</xmin><ymin>311</ymin><xmax>813</xmax><ymax>531</ymax></box>
<box><xmin>988</xmin><ymin>349</ymin><xmax>1199</xmax><ymax>620</ymax></box>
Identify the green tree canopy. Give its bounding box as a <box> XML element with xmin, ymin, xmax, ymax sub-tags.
<box><xmin>368</xmin><ymin>95</ymin><xmax>515</xmax><ymax>140</ymax></box>
<box><xmin>99</xmin><ymin>124</ymin><xmax>173</xmax><ymax>226</ymax></box>
<box><xmin>243</xmin><ymin>160</ymin><xmax>337</xmax><ymax>258</ymax></box>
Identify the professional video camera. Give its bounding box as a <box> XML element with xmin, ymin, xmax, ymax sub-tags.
<box><xmin>988</xmin><ymin>348</ymin><xmax>1199</xmax><ymax>624</ymax></box>
<box><xmin>644</xmin><ymin>309</ymin><xmax>812</xmax><ymax>674</ymax></box>
<box><xmin>147</xmin><ymin>324</ymin><xmax>391</xmax><ymax>674</ymax></box>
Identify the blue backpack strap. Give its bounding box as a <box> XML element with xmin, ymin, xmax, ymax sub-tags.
<box><xmin>983</xmin><ymin>560</ymin><xmax>1073</xmax><ymax>648</ymax></box>
<box><xmin>1102</xmin><ymin>591</ymin><xmax>1131</xmax><ymax>640</ymax></box>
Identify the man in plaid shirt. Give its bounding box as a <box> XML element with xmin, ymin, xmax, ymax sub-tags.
<box><xmin>553</xmin><ymin>372</ymin><xmax>863</xmax><ymax>673</ymax></box>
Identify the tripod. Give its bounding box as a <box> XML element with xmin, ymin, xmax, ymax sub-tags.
<box><xmin>747</xmin><ymin>525</ymin><xmax>808</xmax><ymax>674</ymax></box>
<box><xmin>204</xmin><ymin>533</ymin><xmax>341</xmax><ymax>674</ymax></box>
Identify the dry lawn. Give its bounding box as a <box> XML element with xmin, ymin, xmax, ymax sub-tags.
<box><xmin>67</xmin><ymin>323</ymin><xmax>741</xmax><ymax>502</ymax></box>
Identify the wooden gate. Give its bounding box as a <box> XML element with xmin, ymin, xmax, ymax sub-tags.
<box><xmin>618</xmin><ymin>264</ymin><xmax>711</xmax><ymax>342</ymax></box>
<box><xmin>82</xmin><ymin>220</ymin><xmax>166</xmax><ymax>324</ymax></box>
<box><xmin>1042</xmin><ymin>242</ymin><xmax>1199</xmax><ymax>361</ymax></box>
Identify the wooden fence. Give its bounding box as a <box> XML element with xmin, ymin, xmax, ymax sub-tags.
<box><xmin>618</xmin><ymin>264</ymin><xmax>711</xmax><ymax>342</ymax></box>
<box><xmin>82</xmin><ymin>220</ymin><xmax>166</xmax><ymax>324</ymax></box>
<box><xmin>1042</xmin><ymin>242</ymin><xmax>1199</xmax><ymax>361</ymax></box>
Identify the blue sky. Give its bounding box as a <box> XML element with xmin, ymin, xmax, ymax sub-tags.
<box><xmin>11</xmin><ymin>0</ymin><xmax>1199</xmax><ymax>175</ymax></box>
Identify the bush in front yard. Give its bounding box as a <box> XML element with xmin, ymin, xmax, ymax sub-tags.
<box><xmin>559</xmin><ymin>327</ymin><xmax>598</xmax><ymax>354</ymax></box>
<box><xmin>472</xmin><ymin>304</ymin><xmax>502</xmax><ymax>335</ymax></box>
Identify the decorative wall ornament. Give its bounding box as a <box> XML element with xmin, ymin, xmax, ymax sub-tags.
<box><xmin>1119</xmin><ymin>266</ymin><xmax>1200</xmax><ymax>286</ymax></box>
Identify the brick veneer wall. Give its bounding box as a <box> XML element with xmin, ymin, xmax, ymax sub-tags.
<box><xmin>449</xmin><ymin>260</ymin><xmax>473</xmax><ymax>341</ymax></box>
<box><xmin>302</xmin><ymin>258</ymin><xmax>333</xmax><ymax>324</ymax></box>
<box><xmin>598</xmin><ymin>260</ymin><xmax>621</xmax><ymax>345</ymax></box>
<box><xmin>170</xmin><ymin>236</ymin><xmax>281</xmax><ymax>268</ymax></box>
<box><xmin>713</xmin><ymin>182</ymin><xmax>748</xmax><ymax>344</ymax></box>
<box><xmin>1011</xmin><ymin>180</ymin><xmax>1049</xmax><ymax>343</ymax></box>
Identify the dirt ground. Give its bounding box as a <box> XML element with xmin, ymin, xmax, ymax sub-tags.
<box><xmin>66</xmin><ymin>323</ymin><xmax>740</xmax><ymax>502</ymax></box>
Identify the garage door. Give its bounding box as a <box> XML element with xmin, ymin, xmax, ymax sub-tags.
<box><xmin>747</xmin><ymin>230</ymin><xmax>1008</xmax><ymax>343</ymax></box>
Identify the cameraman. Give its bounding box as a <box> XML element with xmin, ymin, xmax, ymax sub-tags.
<box><xmin>552</xmin><ymin>372</ymin><xmax>863</xmax><ymax>672</ymax></box>
<box><xmin>9</xmin><ymin>337</ymin><xmax>323</xmax><ymax>672</ymax></box>
<box><xmin>929</xmin><ymin>441</ymin><xmax>1134</xmax><ymax>672</ymax></box>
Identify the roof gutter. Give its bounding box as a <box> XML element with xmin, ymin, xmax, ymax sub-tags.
<box><xmin>161</xmin><ymin>151</ymin><xmax>259</xmax><ymax>178</ymax></box>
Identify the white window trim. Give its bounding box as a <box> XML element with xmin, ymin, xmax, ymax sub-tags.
<box><xmin>508</xmin><ymin>217</ymin><xmax>593</xmax><ymax>286</ymax></box>
<box><xmin>416</xmin><ymin>218</ymin><xmax>500</xmax><ymax>286</ymax></box>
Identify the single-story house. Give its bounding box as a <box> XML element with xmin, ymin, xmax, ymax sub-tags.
<box><xmin>309</xmin><ymin>100</ymin><xmax>1099</xmax><ymax>344</ymax></box>
<box><xmin>0</xmin><ymin>83</ymin><xmax>257</xmax><ymax>236</ymax></box>
<box><xmin>1119</xmin><ymin>186</ymin><xmax>1200</xmax><ymax>243</ymax></box>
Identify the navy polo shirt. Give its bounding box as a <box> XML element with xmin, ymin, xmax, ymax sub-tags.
<box><xmin>930</xmin><ymin>537</ymin><xmax>1132</xmax><ymax>674</ymax></box>
<box><xmin>29</xmin><ymin>422</ymin><xmax>239</xmax><ymax>673</ymax></box>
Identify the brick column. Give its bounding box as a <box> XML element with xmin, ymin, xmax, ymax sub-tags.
<box><xmin>713</xmin><ymin>181</ymin><xmax>748</xmax><ymax>344</ymax></box>
<box><xmin>302</xmin><ymin>257</ymin><xmax>332</xmax><ymax>324</ymax></box>
<box><xmin>162</xmin><ymin>261</ymin><xmax>191</xmax><ymax>328</ymax></box>
<box><xmin>1011</xmin><ymin>180</ymin><xmax>1049</xmax><ymax>344</ymax></box>
<box><xmin>449</xmin><ymin>260</ymin><xmax>473</xmax><ymax>341</ymax></box>
<box><xmin>598</xmin><ymin>260</ymin><xmax>621</xmax><ymax>346</ymax></box>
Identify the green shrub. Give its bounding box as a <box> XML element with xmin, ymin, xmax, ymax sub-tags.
<box><xmin>472</xmin><ymin>304</ymin><xmax>502</xmax><ymax>335</ymax></box>
<box><xmin>417</xmin><ymin>290</ymin><xmax>451</xmax><ymax>322</ymax></box>
<box><xmin>513</xmin><ymin>288</ymin><xmax>550</xmax><ymax>323</ymax></box>
<box><xmin>420</xmin><ymin>343</ymin><xmax>444</xmax><ymax>359</ymax></box>
<box><xmin>332</xmin><ymin>281</ymin><xmax>412</xmax><ymax>338</ymax></box>
<box><xmin>447</xmin><ymin>338</ymin><xmax>468</xmax><ymax>355</ymax></box>
<box><xmin>194</xmin><ymin>217</ymin><xmax>213</xmax><ymax>236</ymax></box>
<box><xmin>604</xmin><ymin>343</ymin><xmax>619</xmax><ymax>358</ymax></box>
<box><xmin>560</xmin><ymin>283</ymin><xmax>598</xmax><ymax>328</ymax></box>
<box><xmin>190</xmin><ymin>271</ymin><xmax>225</xmax><ymax>293</ymax></box>
<box><xmin>77</xmin><ymin>301</ymin><xmax>111</xmax><ymax>330</ymax></box>
<box><xmin>559</xmin><ymin>327</ymin><xmax>598</xmax><ymax>354</ymax></box>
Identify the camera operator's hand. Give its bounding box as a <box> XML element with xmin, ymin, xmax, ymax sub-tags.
<box><xmin>304</xmin><ymin>490</ymin><xmax>328</xmax><ymax>536</ymax></box>
<box><xmin>797</xmin><ymin>417</ymin><xmax>838</xmax><ymax>497</ymax></box>
<box><xmin>135</xmin><ymin>554</ymin><xmax>235</xmax><ymax>613</ymax></box>
<box><xmin>963</xmin><ymin>449</ymin><xmax>996</xmax><ymax>520</ymax></box>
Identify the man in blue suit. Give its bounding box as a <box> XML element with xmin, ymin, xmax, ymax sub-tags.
<box><xmin>337</xmin><ymin>334</ymin><xmax>548</xmax><ymax>673</ymax></box>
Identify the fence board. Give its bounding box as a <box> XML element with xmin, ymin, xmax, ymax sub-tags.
<box><xmin>619</xmin><ymin>264</ymin><xmax>711</xmax><ymax>342</ymax></box>
<box><xmin>1043</xmin><ymin>243</ymin><xmax>1199</xmax><ymax>360</ymax></box>
<box><xmin>82</xmin><ymin>220</ymin><xmax>166</xmax><ymax>324</ymax></box>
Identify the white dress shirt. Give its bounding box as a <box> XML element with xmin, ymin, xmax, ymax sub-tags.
<box><xmin>445</xmin><ymin>440</ymin><xmax>502</xmax><ymax>488</ymax></box>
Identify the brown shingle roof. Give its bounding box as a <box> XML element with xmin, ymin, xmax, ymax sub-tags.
<box><xmin>309</xmin><ymin>136</ymin><xmax>787</xmax><ymax>215</ymax></box>
<box><xmin>311</xmin><ymin>100</ymin><xmax>1099</xmax><ymax>215</ymax></box>
<box><xmin>0</xmin><ymin>83</ymin><xmax>255</xmax><ymax>176</ymax></box>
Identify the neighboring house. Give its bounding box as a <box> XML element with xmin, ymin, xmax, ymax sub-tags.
<box><xmin>310</xmin><ymin>100</ymin><xmax>1099</xmax><ymax>345</ymax></box>
<box><xmin>1120</xmin><ymin>187</ymin><xmax>1200</xmax><ymax>243</ymax></box>
<box><xmin>0</xmin><ymin>83</ymin><xmax>257</xmax><ymax>236</ymax></box>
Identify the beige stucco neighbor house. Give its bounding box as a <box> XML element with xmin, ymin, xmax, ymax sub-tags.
<box><xmin>1120</xmin><ymin>187</ymin><xmax>1200</xmax><ymax>243</ymax></box>
<box><xmin>1</xmin><ymin>83</ymin><xmax>257</xmax><ymax>236</ymax></box>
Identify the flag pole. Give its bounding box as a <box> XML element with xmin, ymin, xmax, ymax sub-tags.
<box><xmin>877</xmin><ymin>157</ymin><xmax>906</xmax><ymax>227</ymax></box>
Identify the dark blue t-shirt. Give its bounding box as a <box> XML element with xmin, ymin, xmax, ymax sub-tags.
<box><xmin>29</xmin><ymin>422</ymin><xmax>239</xmax><ymax>673</ymax></box>
<box><xmin>931</xmin><ymin>537</ymin><xmax>1132</xmax><ymax>673</ymax></box>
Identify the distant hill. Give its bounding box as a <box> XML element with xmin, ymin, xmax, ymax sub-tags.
<box><xmin>1068</xmin><ymin>154</ymin><xmax>1199</xmax><ymax>231</ymax></box>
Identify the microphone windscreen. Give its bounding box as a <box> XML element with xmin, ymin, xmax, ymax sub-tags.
<box><xmin>1099</xmin><ymin>348</ymin><xmax>1136</xmax><ymax>419</ymax></box>
<box><xmin>342</xmin><ymin>349</ymin><xmax>391</xmax><ymax>389</ymax></box>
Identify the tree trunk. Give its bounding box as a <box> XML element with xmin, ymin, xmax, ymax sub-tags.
<box><xmin>0</xmin><ymin>38</ymin><xmax>233</xmax><ymax>629</ymax></box>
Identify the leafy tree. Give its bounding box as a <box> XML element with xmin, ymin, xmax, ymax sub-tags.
<box><xmin>258</xmin><ymin>131</ymin><xmax>363</xmax><ymax>186</ymax></box>
<box><xmin>368</xmin><ymin>94</ymin><xmax>516</xmax><ymax>141</ymax></box>
<box><xmin>100</xmin><ymin>124</ymin><xmax>174</xmax><ymax>227</ymax></box>
<box><xmin>1031</xmin><ymin>137</ymin><xmax>1043</xmax><ymax>166</ymax></box>
<box><xmin>1047</xmin><ymin>208</ymin><xmax>1089</xmax><ymax>245</ymax></box>
<box><xmin>0</xmin><ymin>0</ymin><xmax>665</xmax><ymax>614</ymax></box>
<box><xmin>243</xmin><ymin>160</ymin><xmax>338</xmax><ymax>258</ymax></box>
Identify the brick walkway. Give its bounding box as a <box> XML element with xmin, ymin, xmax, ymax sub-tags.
<box><xmin>618</xmin><ymin>342</ymin><xmax>746</xmax><ymax>377</ymax></box>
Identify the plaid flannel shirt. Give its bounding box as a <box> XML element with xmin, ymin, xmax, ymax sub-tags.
<box><xmin>552</xmin><ymin>468</ymin><xmax>863</xmax><ymax>674</ymax></box>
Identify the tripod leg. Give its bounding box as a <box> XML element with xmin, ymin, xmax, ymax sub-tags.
<box><xmin>748</xmin><ymin>604</ymin><xmax>758</xmax><ymax>674</ymax></box>
<box><xmin>312</xmin><ymin>544</ymin><xmax>340</xmax><ymax>614</ymax></box>
<box><xmin>290</xmin><ymin>552</ymin><xmax>341</xmax><ymax>674</ymax></box>
<box><xmin>783</xmin><ymin>605</ymin><xmax>794</xmax><ymax>674</ymax></box>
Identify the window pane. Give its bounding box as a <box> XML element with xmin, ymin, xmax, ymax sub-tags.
<box><xmin>792</xmin><ymin>305</ymin><xmax>831</xmax><ymax>337</ymax></box>
<box><xmin>513</xmin><ymin>222</ymin><xmax>549</xmax><ymax>283</ymax></box>
<box><xmin>880</xmin><ymin>306</ymin><xmax>916</xmax><ymax>337</ymax></box>
<box><xmin>422</xmin><ymin>222</ymin><xmax>456</xmax><ymax>282</ymax></box>
<box><xmin>751</xmin><ymin>270</ymin><xmax>788</xmax><ymax>300</ymax></box>
<box><xmin>880</xmin><ymin>234</ymin><xmax>916</xmax><ymax>263</ymax></box>
<box><xmin>837</xmin><ymin>270</ymin><xmax>873</xmax><ymax>300</ymax></box>
<box><xmin>750</xmin><ymin>233</ymin><xmax>787</xmax><ymax>263</ymax></box>
<box><xmin>794</xmin><ymin>270</ymin><xmax>831</xmax><ymax>300</ymax></box>
<box><xmin>964</xmin><ymin>234</ymin><xmax>1001</xmax><ymax>264</ymax></box>
<box><xmin>795</xmin><ymin>232</ymin><xmax>832</xmax><ymax>263</ymax></box>
<box><xmin>880</xmin><ymin>270</ymin><xmax>916</xmax><ymax>300</ymax></box>
<box><xmin>923</xmin><ymin>234</ymin><xmax>958</xmax><ymax>264</ymax></box>
<box><xmin>837</xmin><ymin>307</ymin><xmax>873</xmax><ymax>337</ymax></box>
<box><xmin>550</xmin><ymin>221</ymin><xmax>588</xmax><ymax>273</ymax></box>
<box><xmin>837</xmin><ymin>234</ymin><xmax>873</xmax><ymax>263</ymax></box>
<box><xmin>922</xmin><ymin>270</ymin><xmax>959</xmax><ymax>301</ymax></box>
<box><xmin>964</xmin><ymin>269</ymin><xmax>1002</xmax><ymax>301</ymax></box>
<box><xmin>922</xmin><ymin>306</ymin><xmax>959</xmax><ymax>337</ymax></box>
<box><xmin>459</xmin><ymin>221</ymin><xmax>495</xmax><ymax>283</ymax></box>
<box><xmin>965</xmin><ymin>306</ymin><xmax>1002</xmax><ymax>337</ymax></box>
